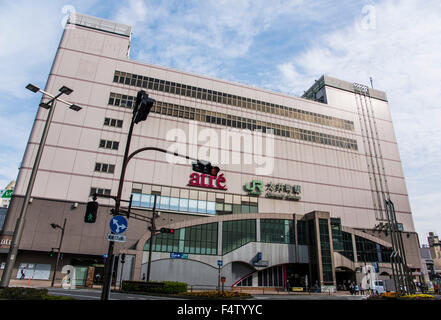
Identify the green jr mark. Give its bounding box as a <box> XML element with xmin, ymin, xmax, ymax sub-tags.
<box><xmin>244</xmin><ymin>180</ymin><xmax>264</xmax><ymax>196</ymax></box>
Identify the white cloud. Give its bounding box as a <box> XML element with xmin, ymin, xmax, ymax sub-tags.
<box><xmin>270</xmin><ymin>0</ymin><xmax>441</xmax><ymax>244</ymax></box>
<box><xmin>112</xmin><ymin>0</ymin><xmax>307</xmax><ymax>78</ymax></box>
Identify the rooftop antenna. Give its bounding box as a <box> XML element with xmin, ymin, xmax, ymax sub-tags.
<box><xmin>369</xmin><ymin>77</ymin><xmax>374</xmax><ymax>89</ymax></box>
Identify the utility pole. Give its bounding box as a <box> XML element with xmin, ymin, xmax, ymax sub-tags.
<box><xmin>146</xmin><ymin>194</ymin><xmax>158</xmax><ymax>282</ymax></box>
<box><xmin>50</xmin><ymin>218</ymin><xmax>67</xmax><ymax>287</ymax></box>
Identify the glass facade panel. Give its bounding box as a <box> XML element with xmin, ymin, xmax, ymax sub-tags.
<box><xmin>260</xmin><ymin>219</ymin><xmax>295</xmax><ymax>244</ymax></box>
<box><xmin>222</xmin><ymin>220</ymin><xmax>256</xmax><ymax>254</ymax></box>
<box><xmin>144</xmin><ymin>223</ymin><xmax>218</xmax><ymax>255</ymax></box>
<box><xmin>297</xmin><ymin>220</ymin><xmax>307</xmax><ymax>245</ymax></box>
<box><xmin>331</xmin><ymin>218</ymin><xmax>343</xmax><ymax>251</ymax></box>
<box><xmin>132</xmin><ymin>190</ymin><xmax>257</xmax><ymax>215</ymax></box>
<box><xmin>319</xmin><ymin>219</ymin><xmax>334</xmax><ymax>284</ymax></box>
<box><xmin>341</xmin><ymin>231</ymin><xmax>354</xmax><ymax>261</ymax></box>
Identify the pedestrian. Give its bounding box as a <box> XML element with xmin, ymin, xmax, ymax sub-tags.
<box><xmin>142</xmin><ymin>273</ymin><xmax>146</xmax><ymax>281</ymax></box>
<box><xmin>286</xmin><ymin>280</ymin><xmax>291</xmax><ymax>292</ymax></box>
<box><xmin>434</xmin><ymin>283</ymin><xmax>439</xmax><ymax>294</ymax></box>
<box><xmin>20</xmin><ymin>268</ymin><xmax>25</xmax><ymax>280</ymax></box>
<box><xmin>349</xmin><ymin>283</ymin><xmax>354</xmax><ymax>295</ymax></box>
<box><xmin>359</xmin><ymin>283</ymin><xmax>365</xmax><ymax>295</ymax></box>
<box><xmin>354</xmin><ymin>283</ymin><xmax>359</xmax><ymax>295</ymax></box>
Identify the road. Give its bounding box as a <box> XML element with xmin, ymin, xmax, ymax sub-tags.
<box><xmin>47</xmin><ymin>288</ymin><xmax>186</xmax><ymax>300</ymax></box>
<box><xmin>46</xmin><ymin>288</ymin><xmax>367</xmax><ymax>300</ymax></box>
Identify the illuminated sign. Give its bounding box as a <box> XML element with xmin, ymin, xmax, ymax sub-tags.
<box><xmin>244</xmin><ymin>180</ymin><xmax>301</xmax><ymax>201</ymax></box>
<box><xmin>188</xmin><ymin>172</ymin><xmax>227</xmax><ymax>190</ymax></box>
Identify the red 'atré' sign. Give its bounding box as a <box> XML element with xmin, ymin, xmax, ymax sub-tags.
<box><xmin>187</xmin><ymin>173</ymin><xmax>227</xmax><ymax>190</ymax></box>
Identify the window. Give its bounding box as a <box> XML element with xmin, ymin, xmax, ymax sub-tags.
<box><xmin>104</xmin><ymin>117</ymin><xmax>123</xmax><ymax>128</ymax></box>
<box><xmin>319</xmin><ymin>219</ymin><xmax>334</xmax><ymax>284</ymax></box>
<box><xmin>112</xmin><ymin>71</ymin><xmax>355</xmax><ymax>132</ymax></box>
<box><xmin>99</xmin><ymin>139</ymin><xmax>119</xmax><ymax>150</ymax></box>
<box><xmin>222</xmin><ymin>220</ymin><xmax>256</xmax><ymax>254</ymax></box>
<box><xmin>341</xmin><ymin>231</ymin><xmax>354</xmax><ymax>261</ymax></box>
<box><xmin>331</xmin><ymin>218</ymin><xmax>343</xmax><ymax>251</ymax></box>
<box><xmin>95</xmin><ymin>163</ymin><xmax>115</xmax><ymax>174</ymax></box>
<box><xmin>261</xmin><ymin>219</ymin><xmax>295</xmax><ymax>244</ymax></box>
<box><xmin>90</xmin><ymin>187</ymin><xmax>111</xmax><ymax>196</ymax></box>
<box><xmin>144</xmin><ymin>223</ymin><xmax>218</xmax><ymax>255</ymax></box>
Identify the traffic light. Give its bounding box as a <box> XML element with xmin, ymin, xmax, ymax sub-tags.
<box><xmin>84</xmin><ymin>201</ymin><xmax>98</xmax><ymax>223</ymax></box>
<box><xmin>160</xmin><ymin>228</ymin><xmax>174</xmax><ymax>234</ymax></box>
<box><xmin>192</xmin><ymin>160</ymin><xmax>220</xmax><ymax>177</ymax></box>
<box><xmin>50</xmin><ymin>249</ymin><xmax>54</xmax><ymax>257</ymax></box>
<box><xmin>133</xmin><ymin>90</ymin><xmax>155</xmax><ymax>124</ymax></box>
<box><xmin>121</xmin><ymin>254</ymin><xmax>126</xmax><ymax>264</ymax></box>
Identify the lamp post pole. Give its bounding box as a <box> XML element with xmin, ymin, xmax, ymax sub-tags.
<box><xmin>1</xmin><ymin>84</ymin><xmax>81</xmax><ymax>288</ymax></box>
<box><xmin>51</xmin><ymin>218</ymin><xmax>67</xmax><ymax>287</ymax></box>
<box><xmin>146</xmin><ymin>194</ymin><xmax>157</xmax><ymax>283</ymax></box>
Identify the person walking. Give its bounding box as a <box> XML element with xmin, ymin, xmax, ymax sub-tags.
<box><xmin>20</xmin><ymin>268</ymin><xmax>26</xmax><ymax>280</ymax></box>
<box><xmin>349</xmin><ymin>282</ymin><xmax>354</xmax><ymax>295</ymax></box>
<box><xmin>354</xmin><ymin>283</ymin><xmax>359</xmax><ymax>295</ymax></box>
<box><xmin>286</xmin><ymin>279</ymin><xmax>291</xmax><ymax>292</ymax></box>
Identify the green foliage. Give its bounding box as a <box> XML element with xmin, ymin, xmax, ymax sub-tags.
<box><xmin>0</xmin><ymin>287</ymin><xmax>75</xmax><ymax>300</ymax></box>
<box><xmin>122</xmin><ymin>280</ymin><xmax>187</xmax><ymax>294</ymax></box>
<box><xmin>182</xmin><ymin>290</ymin><xmax>251</xmax><ymax>299</ymax></box>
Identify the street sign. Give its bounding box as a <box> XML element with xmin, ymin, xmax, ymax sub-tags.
<box><xmin>110</xmin><ymin>215</ymin><xmax>128</xmax><ymax>234</ymax></box>
<box><xmin>253</xmin><ymin>260</ymin><xmax>269</xmax><ymax>267</ymax></box>
<box><xmin>107</xmin><ymin>234</ymin><xmax>126</xmax><ymax>242</ymax></box>
<box><xmin>1</xmin><ymin>190</ymin><xmax>12</xmax><ymax>198</ymax></box>
<box><xmin>217</xmin><ymin>260</ymin><xmax>223</xmax><ymax>267</ymax></box>
<box><xmin>170</xmin><ymin>253</ymin><xmax>188</xmax><ymax>259</ymax></box>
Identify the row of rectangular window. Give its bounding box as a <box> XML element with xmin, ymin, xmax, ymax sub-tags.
<box><xmin>108</xmin><ymin>93</ymin><xmax>358</xmax><ymax>150</ymax></box>
<box><xmin>113</xmin><ymin>71</ymin><xmax>354</xmax><ymax>131</ymax></box>
<box><xmin>90</xmin><ymin>187</ymin><xmax>111</xmax><ymax>196</ymax></box>
<box><xmin>131</xmin><ymin>193</ymin><xmax>258</xmax><ymax>215</ymax></box>
<box><xmin>104</xmin><ymin>117</ymin><xmax>123</xmax><ymax>128</ymax></box>
<box><xmin>99</xmin><ymin>139</ymin><xmax>119</xmax><ymax>150</ymax></box>
<box><xmin>94</xmin><ymin>162</ymin><xmax>115</xmax><ymax>174</ymax></box>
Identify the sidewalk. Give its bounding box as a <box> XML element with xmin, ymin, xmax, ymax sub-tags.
<box><xmin>8</xmin><ymin>279</ymin><xmax>104</xmax><ymax>290</ymax></box>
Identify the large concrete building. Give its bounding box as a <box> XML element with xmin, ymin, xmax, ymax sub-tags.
<box><xmin>0</xmin><ymin>13</ymin><xmax>421</xmax><ymax>291</ymax></box>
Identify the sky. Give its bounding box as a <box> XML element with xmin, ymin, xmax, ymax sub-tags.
<box><xmin>1</xmin><ymin>0</ymin><xmax>440</xmax><ymax>245</ymax></box>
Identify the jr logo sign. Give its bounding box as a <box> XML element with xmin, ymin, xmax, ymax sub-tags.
<box><xmin>244</xmin><ymin>180</ymin><xmax>264</xmax><ymax>196</ymax></box>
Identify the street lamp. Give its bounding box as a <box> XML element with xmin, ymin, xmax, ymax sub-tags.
<box><xmin>50</xmin><ymin>218</ymin><xmax>67</xmax><ymax>287</ymax></box>
<box><xmin>0</xmin><ymin>83</ymin><xmax>82</xmax><ymax>288</ymax></box>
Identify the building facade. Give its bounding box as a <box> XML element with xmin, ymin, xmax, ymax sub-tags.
<box><xmin>0</xmin><ymin>13</ymin><xmax>421</xmax><ymax>291</ymax></box>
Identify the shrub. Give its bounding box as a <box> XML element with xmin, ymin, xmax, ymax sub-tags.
<box><xmin>122</xmin><ymin>280</ymin><xmax>188</xmax><ymax>294</ymax></box>
<box><xmin>0</xmin><ymin>287</ymin><xmax>48</xmax><ymax>300</ymax></box>
<box><xmin>182</xmin><ymin>290</ymin><xmax>251</xmax><ymax>299</ymax></box>
<box><xmin>0</xmin><ymin>287</ymin><xmax>75</xmax><ymax>300</ymax></box>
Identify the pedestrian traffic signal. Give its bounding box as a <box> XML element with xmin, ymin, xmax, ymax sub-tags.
<box><xmin>133</xmin><ymin>90</ymin><xmax>155</xmax><ymax>124</ymax></box>
<box><xmin>160</xmin><ymin>228</ymin><xmax>174</xmax><ymax>234</ymax></box>
<box><xmin>84</xmin><ymin>201</ymin><xmax>98</xmax><ymax>223</ymax></box>
<box><xmin>121</xmin><ymin>253</ymin><xmax>126</xmax><ymax>264</ymax></box>
<box><xmin>192</xmin><ymin>160</ymin><xmax>220</xmax><ymax>177</ymax></box>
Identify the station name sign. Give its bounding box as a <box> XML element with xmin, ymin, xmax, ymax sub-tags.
<box><xmin>188</xmin><ymin>172</ymin><xmax>227</xmax><ymax>190</ymax></box>
<box><xmin>244</xmin><ymin>180</ymin><xmax>301</xmax><ymax>201</ymax></box>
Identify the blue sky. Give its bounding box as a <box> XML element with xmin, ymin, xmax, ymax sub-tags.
<box><xmin>1</xmin><ymin>0</ymin><xmax>440</xmax><ymax>245</ymax></box>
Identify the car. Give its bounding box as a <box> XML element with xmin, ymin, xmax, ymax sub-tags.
<box><xmin>372</xmin><ymin>280</ymin><xmax>386</xmax><ymax>294</ymax></box>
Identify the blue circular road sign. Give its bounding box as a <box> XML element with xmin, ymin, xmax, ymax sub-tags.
<box><xmin>110</xmin><ymin>215</ymin><xmax>128</xmax><ymax>234</ymax></box>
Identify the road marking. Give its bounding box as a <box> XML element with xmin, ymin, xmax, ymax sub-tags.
<box><xmin>49</xmin><ymin>292</ymin><xmax>100</xmax><ymax>299</ymax></box>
